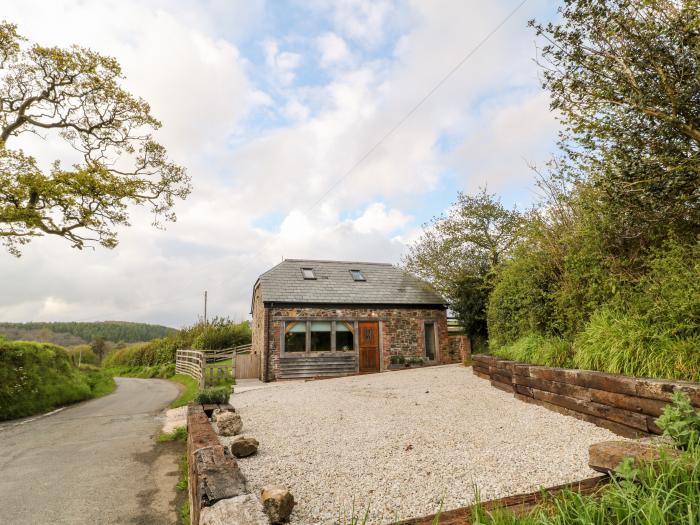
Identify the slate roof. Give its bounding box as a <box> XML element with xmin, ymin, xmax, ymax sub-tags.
<box><xmin>255</xmin><ymin>259</ymin><xmax>446</xmax><ymax>306</ymax></box>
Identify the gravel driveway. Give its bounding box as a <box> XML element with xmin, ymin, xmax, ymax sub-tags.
<box><xmin>232</xmin><ymin>365</ymin><xmax>621</xmax><ymax>524</ymax></box>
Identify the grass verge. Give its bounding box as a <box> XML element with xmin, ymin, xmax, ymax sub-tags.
<box><xmin>178</xmin><ymin>452</ymin><xmax>190</xmax><ymax>524</ymax></box>
<box><xmin>169</xmin><ymin>374</ymin><xmax>199</xmax><ymax>408</ymax></box>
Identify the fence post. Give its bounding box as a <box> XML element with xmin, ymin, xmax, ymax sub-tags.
<box><xmin>231</xmin><ymin>346</ymin><xmax>236</xmax><ymax>382</ymax></box>
<box><xmin>199</xmin><ymin>353</ymin><xmax>205</xmax><ymax>389</ymax></box>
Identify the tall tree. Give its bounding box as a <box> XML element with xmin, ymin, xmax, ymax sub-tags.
<box><xmin>403</xmin><ymin>189</ymin><xmax>525</xmax><ymax>344</ymax></box>
<box><xmin>531</xmin><ymin>0</ymin><xmax>700</xmax><ymax>249</ymax></box>
<box><xmin>0</xmin><ymin>22</ymin><xmax>190</xmax><ymax>256</ymax></box>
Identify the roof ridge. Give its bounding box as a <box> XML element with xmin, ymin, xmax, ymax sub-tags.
<box><xmin>282</xmin><ymin>259</ymin><xmax>394</xmax><ymax>266</ymax></box>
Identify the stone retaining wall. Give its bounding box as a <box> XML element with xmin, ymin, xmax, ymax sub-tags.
<box><xmin>187</xmin><ymin>404</ymin><xmax>250</xmax><ymax>524</ymax></box>
<box><xmin>472</xmin><ymin>355</ymin><xmax>700</xmax><ymax>438</ymax></box>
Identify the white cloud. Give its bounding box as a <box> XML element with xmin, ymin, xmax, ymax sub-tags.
<box><xmin>263</xmin><ymin>39</ymin><xmax>303</xmax><ymax>86</ymax></box>
<box><xmin>0</xmin><ymin>0</ymin><xmax>560</xmax><ymax>326</ymax></box>
<box><xmin>317</xmin><ymin>32</ymin><xmax>352</xmax><ymax>67</ymax></box>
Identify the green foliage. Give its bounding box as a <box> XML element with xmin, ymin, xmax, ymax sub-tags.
<box><xmin>0</xmin><ymin>340</ymin><xmax>111</xmax><ymax>420</ymax></box>
<box><xmin>80</xmin><ymin>366</ymin><xmax>117</xmax><ymax>398</ymax></box>
<box><xmin>0</xmin><ymin>321</ymin><xmax>176</xmax><ymax>344</ymax></box>
<box><xmin>572</xmin><ymin>241</ymin><xmax>700</xmax><ymax>381</ymax></box>
<box><xmin>158</xmin><ymin>426</ymin><xmax>187</xmax><ymax>443</ymax></box>
<box><xmin>472</xmin><ymin>446</ymin><xmax>700</xmax><ymax>524</ymax></box>
<box><xmin>0</xmin><ymin>21</ymin><xmax>190</xmax><ymax>255</ymax></box>
<box><xmin>403</xmin><ymin>189</ymin><xmax>525</xmax><ymax>340</ymax></box>
<box><xmin>102</xmin><ymin>339</ymin><xmax>177</xmax><ymax>368</ymax></box>
<box><xmin>65</xmin><ymin>345</ymin><xmax>98</xmax><ymax>365</ymax></box>
<box><xmin>195</xmin><ymin>385</ymin><xmax>231</xmax><ymax>404</ymax></box>
<box><xmin>189</xmin><ymin>318</ymin><xmax>252</xmax><ymax>350</ymax></box>
<box><xmin>105</xmin><ymin>363</ymin><xmax>176</xmax><ymax>379</ymax></box>
<box><xmin>484</xmin><ymin>1</ymin><xmax>700</xmax><ymax>383</ymax></box>
<box><xmin>169</xmin><ymin>374</ymin><xmax>199</xmax><ymax>409</ymax></box>
<box><xmin>531</xmin><ymin>0</ymin><xmax>700</xmax><ymax>246</ymax></box>
<box><xmin>102</xmin><ymin>318</ymin><xmax>251</xmax><ymax>370</ymax></box>
<box><xmin>492</xmin><ymin>335</ymin><xmax>573</xmax><ymax>369</ymax></box>
<box><xmin>656</xmin><ymin>392</ymin><xmax>700</xmax><ymax>450</ymax></box>
<box><xmin>487</xmin><ymin>245</ymin><xmax>557</xmax><ymax>350</ymax></box>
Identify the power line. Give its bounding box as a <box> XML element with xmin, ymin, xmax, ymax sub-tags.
<box><xmin>306</xmin><ymin>0</ymin><xmax>529</xmax><ymax>212</ymax></box>
<box><xmin>51</xmin><ymin>3</ymin><xmax>530</xmax><ymax>325</ymax></box>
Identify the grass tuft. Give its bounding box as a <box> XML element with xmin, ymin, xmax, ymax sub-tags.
<box><xmin>158</xmin><ymin>426</ymin><xmax>187</xmax><ymax>443</ymax></box>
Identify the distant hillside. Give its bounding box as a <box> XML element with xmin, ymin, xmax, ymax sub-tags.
<box><xmin>0</xmin><ymin>321</ymin><xmax>176</xmax><ymax>346</ymax></box>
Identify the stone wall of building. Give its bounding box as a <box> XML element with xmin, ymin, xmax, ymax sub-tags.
<box><xmin>250</xmin><ymin>284</ymin><xmax>266</xmax><ymax>381</ymax></box>
<box><xmin>263</xmin><ymin>305</ymin><xmax>452</xmax><ymax>381</ymax></box>
<box><xmin>447</xmin><ymin>335</ymin><xmax>471</xmax><ymax>363</ymax></box>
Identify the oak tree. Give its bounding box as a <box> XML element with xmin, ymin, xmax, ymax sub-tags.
<box><xmin>0</xmin><ymin>22</ymin><xmax>190</xmax><ymax>255</ymax></box>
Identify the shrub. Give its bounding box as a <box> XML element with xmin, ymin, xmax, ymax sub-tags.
<box><xmin>493</xmin><ymin>334</ymin><xmax>573</xmax><ymax>368</ymax></box>
<box><xmin>195</xmin><ymin>385</ymin><xmax>231</xmax><ymax>404</ymax></box>
<box><xmin>65</xmin><ymin>344</ymin><xmax>98</xmax><ymax>365</ymax></box>
<box><xmin>0</xmin><ymin>340</ymin><xmax>92</xmax><ymax>420</ymax></box>
<box><xmin>487</xmin><ymin>246</ymin><xmax>557</xmax><ymax>349</ymax></box>
<box><xmin>190</xmin><ymin>318</ymin><xmax>252</xmax><ymax>350</ymax></box>
<box><xmin>572</xmin><ymin>241</ymin><xmax>700</xmax><ymax>381</ymax></box>
<box><xmin>656</xmin><ymin>392</ymin><xmax>700</xmax><ymax>450</ymax></box>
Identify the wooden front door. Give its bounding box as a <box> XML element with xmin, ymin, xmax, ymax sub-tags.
<box><xmin>358</xmin><ymin>321</ymin><xmax>380</xmax><ymax>373</ymax></box>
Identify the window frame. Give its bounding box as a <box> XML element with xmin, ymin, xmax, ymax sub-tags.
<box><xmin>349</xmin><ymin>269</ymin><xmax>366</xmax><ymax>281</ymax></box>
<box><xmin>423</xmin><ymin>321</ymin><xmax>438</xmax><ymax>361</ymax></box>
<box><xmin>281</xmin><ymin>319</ymin><xmax>357</xmax><ymax>356</ymax></box>
<box><xmin>301</xmin><ymin>267</ymin><xmax>316</xmax><ymax>280</ymax></box>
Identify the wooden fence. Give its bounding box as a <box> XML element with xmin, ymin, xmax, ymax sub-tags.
<box><xmin>176</xmin><ymin>349</ymin><xmax>205</xmax><ymax>387</ymax></box>
<box><xmin>176</xmin><ymin>344</ymin><xmax>257</xmax><ymax>387</ymax></box>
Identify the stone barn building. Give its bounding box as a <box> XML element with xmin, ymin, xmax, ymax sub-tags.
<box><xmin>251</xmin><ymin>259</ymin><xmax>469</xmax><ymax>381</ymax></box>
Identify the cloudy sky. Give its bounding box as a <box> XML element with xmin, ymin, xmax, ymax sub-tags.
<box><xmin>0</xmin><ymin>0</ymin><xmax>560</xmax><ymax>327</ymax></box>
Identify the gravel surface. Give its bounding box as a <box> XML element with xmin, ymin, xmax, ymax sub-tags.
<box><xmin>226</xmin><ymin>365</ymin><xmax>624</xmax><ymax>524</ymax></box>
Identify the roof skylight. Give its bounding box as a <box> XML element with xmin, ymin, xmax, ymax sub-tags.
<box><xmin>301</xmin><ymin>268</ymin><xmax>316</xmax><ymax>280</ymax></box>
<box><xmin>350</xmin><ymin>269</ymin><xmax>366</xmax><ymax>281</ymax></box>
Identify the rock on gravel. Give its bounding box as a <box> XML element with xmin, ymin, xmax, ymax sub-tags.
<box><xmin>261</xmin><ymin>486</ymin><xmax>295</xmax><ymax>524</ymax></box>
<box><xmin>216</xmin><ymin>412</ymin><xmax>242</xmax><ymax>436</ymax></box>
<box><xmin>231</xmin><ymin>365</ymin><xmax>627</xmax><ymax>524</ymax></box>
<box><xmin>212</xmin><ymin>407</ymin><xmax>236</xmax><ymax>422</ymax></box>
<box><xmin>230</xmin><ymin>436</ymin><xmax>259</xmax><ymax>458</ymax></box>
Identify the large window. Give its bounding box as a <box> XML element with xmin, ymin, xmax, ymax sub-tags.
<box><xmin>283</xmin><ymin>320</ymin><xmax>356</xmax><ymax>354</ymax></box>
<box><xmin>285</xmin><ymin>321</ymin><xmax>306</xmax><ymax>352</ymax></box>
<box><xmin>310</xmin><ymin>321</ymin><xmax>331</xmax><ymax>351</ymax></box>
<box><xmin>424</xmin><ymin>322</ymin><xmax>436</xmax><ymax>360</ymax></box>
<box><xmin>336</xmin><ymin>321</ymin><xmax>354</xmax><ymax>351</ymax></box>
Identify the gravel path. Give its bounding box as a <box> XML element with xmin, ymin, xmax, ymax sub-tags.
<box><xmin>228</xmin><ymin>365</ymin><xmax>623</xmax><ymax>524</ymax></box>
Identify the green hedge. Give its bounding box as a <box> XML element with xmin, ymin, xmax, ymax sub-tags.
<box><xmin>490</xmin><ymin>242</ymin><xmax>700</xmax><ymax>382</ymax></box>
<box><xmin>0</xmin><ymin>340</ymin><xmax>110</xmax><ymax>420</ymax></box>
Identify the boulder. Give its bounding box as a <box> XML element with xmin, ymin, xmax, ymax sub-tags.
<box><xmin>212</xmin><ymin>406</ymin><xmax>236</xmax><ymax>422</ymax></box>
<box><xmin>589</xmin><ymin>440</ymin><xmax>680</xmax><ymax>473</ymax></box>
<box><xmin>200</xmin><ymin>494</ymin><xmax>268</xmax><ymax>525</ymax></box>
<box><xmin>216</xmin><ymin>412</ymin><xmax>243</xmax><ymax>436</ymax></box>
<box><xmin>230</xmin><ymin>436</ymin><xmax>259</xmax><ymax>458</ymax></box>
<box><xmin>261</xmin><ymin>486</ymin><xmax>295</xmax><ymax>524</ymax></box>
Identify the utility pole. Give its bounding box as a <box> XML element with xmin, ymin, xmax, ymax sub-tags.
<box><xmin>204</xmin><ymin>290</ymin><xmax>208</xmax><ymax>324</ymax></box>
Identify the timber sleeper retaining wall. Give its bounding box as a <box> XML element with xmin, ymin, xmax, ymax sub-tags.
<box><xmin>472</xmin><ymin>355</ymin><xmax>700</xmax><ymax>438</ymax></box>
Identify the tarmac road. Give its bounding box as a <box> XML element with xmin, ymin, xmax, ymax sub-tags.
<box><xmin>0</xmin><ymin>378</ymin><xmax>182</xmax><ymax>525</ymax></box>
